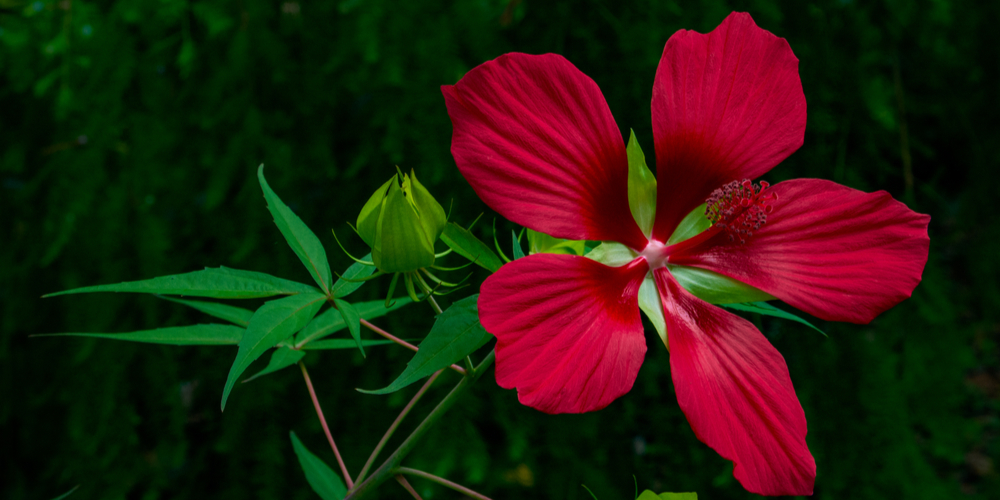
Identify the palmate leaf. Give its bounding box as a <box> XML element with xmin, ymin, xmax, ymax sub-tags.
<box><xmin>333</xmin><ymin>298</ymin><xmax>364</xmax><ymax>356</ymax></box>
<box><xmin>258</xmin><ymin>165</ymin><xmax>333</xmax><ymax>294</ymax></box>
<box><xmin>33</xmin><ymin>324</ymin><xmax>245</xmax><ymax>345</ymax></box>
<box><xmin>43</xmin><ymin>267</ymin><xmax>318</xmax><ymax>299</ymax></box>
<box><xmin>158</xmin><ymin>296</ymin><xmax>254</xmax><ymax>327</ymax></box>
<box><xmin>720</xmin><ymin>301</ymin><xmax>827</xmax><ymax>336</ymax></box>
<box><xmin>289</xmin><ymin>431</ymin><xmax>347</xmax><ymax>500</ymax></box>
<box><xmin>221</xmin><ymin>292</ymin><xmax>326</xmax><ymax>410</ymax></box>
<box><xmin>294</xmin><ymin>298</ymin><xmax>411</xmax><ymax>347</ymax></box>
<box><xmin>330</xmin><ymin>254</ymin><xmax>377</xmax><ymax>299</ymax></box>
<box><xmin>359</xmin><ymin>295</ymin><xmax>490</xmax><ymax>395</ymax></box>
<box><xmin>243</xmin><ymin>346</ymin><xmax>306</xmax><ymax>383</ymax></box>
<box><xmin>301</xmin><ymin>339</ymin><xmax>397</xmax><ymax>350</ymax></box>
<box><xmin>440</xmin><ymin>222</ymin><xmax>502</xmax><ymax>273</ymax></box>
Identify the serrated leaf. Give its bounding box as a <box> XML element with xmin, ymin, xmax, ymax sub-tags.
<box><xmin>295</xmin><ymin>298</ymin><xmax>411</xmax><ymax>347</ymax></box>
<box><xmin>511</xmin><ymin>230</ymin><xmax>525</xmax><ymax>260</ymax></box>
<box><xmin>221</xmin><ymin>292</ymin><xmax>326</xmax><ymax>410</ymax></box>
<box><xmin>440</xmin><ymin>222</ymin><xmax>502</xmax><ymax>273</ymax></box>
<box><xmin>359</xmin><ymin>295</ymin><xmax>490</xmax><ymax>395</ymax></box>
<box><xmin>243</xmin><ymin>346</ymin><xmax>306</xmax><ymax>382</ymax></box>
<box><xmin>301</xmin><ymin>339</ymin><xmax>397</xmax><ymax>350</ymax></box>
<box><xmin>720</xmin><ymin>301</ymin><xmax>827</xmax><ymax>336</ymax></box>
<box><xmin>289</xmin><ymin>431</ymin><xmax>347</xmax><ymax>500</ymax></box>
<box><xmin>158</xmin><ymin>296</ymin><xmax>253</xmax><ymax>327</ymax></box>
<box><xmin>44</xmin><ymin>267</ymin><xmax>318</xmax><ymax>299</ymax></box>
<box><xmin>333</xmin><ymin>298</ymin><xmax>364</xmax><ymax>356</ymax></box>
<box><xmin>34</xmin><ymin>324</ymin><xmax>244</xmax><ymax>345</ymax></box>
<box><xmin>627</xmin><ymin>129</ymin><xmax>657</xmax><ymax>237</ymax></box>
<box><xmin>258</xmin><ymin>165</ymin><xmax>332</xmax><ymax>294</ymax></box>
<box><xmin>330</xmin><ymin>254</ymin><xmax>376</xmax><ymax>299</ymax></box>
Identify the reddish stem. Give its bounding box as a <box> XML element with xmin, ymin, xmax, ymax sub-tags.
<box><xmin>395</xmin><ymin>475</ymin><xmax>424</xmax><ymax>500</ymax></box>
<box><xmin>299</xmin><ymin>362</ymin><xmax>354</xmax><ymax>489</ymax></box>
<box><xmin>397</xmin><ymin>467</ymin><xmax>493</xmax><ymax>500</ymax></box>
<box><xmin>360</xmin><ymin>319</ymin><xmax>465</xmax><ymax>376</ymax></box>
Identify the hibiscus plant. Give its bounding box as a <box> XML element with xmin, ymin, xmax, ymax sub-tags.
<box><xmin>41</xmin><ymin>12</ymin><xmax>928</xmax><ymax>499</ymax></box>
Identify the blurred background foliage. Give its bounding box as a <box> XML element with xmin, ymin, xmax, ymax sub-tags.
<box><xmin>2</xmin><ymin>0</ymin><xmax>998</xmax><ymax>498</ymax></box>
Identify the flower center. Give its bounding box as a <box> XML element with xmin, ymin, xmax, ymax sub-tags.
<box><xmin>640</xmin><ymin>239</ymin><xmax>669</xmax><ymax>269</ymax></box>
<box><xmin>704</xmin><ymin>179</ymin><xmax>776</xmax><ymax>244</ymax></box>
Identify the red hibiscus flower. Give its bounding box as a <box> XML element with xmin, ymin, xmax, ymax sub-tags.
<box><xmin>442</xmin><ymin>12</ymin><xmax>929</xmax><ymax>496</ymax></box>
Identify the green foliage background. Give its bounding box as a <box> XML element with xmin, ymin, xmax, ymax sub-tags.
<box><xmin>3</xmin><ymin>0</ymin><xmax>998</xmax><ymax>498</ymax></box>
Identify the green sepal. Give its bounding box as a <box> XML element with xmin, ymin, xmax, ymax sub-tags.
<box><xmin>221</xmin><ymin>292</ymin><xmax>326</xmax><ymax>410</ymax></box>
<box><xmin>440</xmin><ymin>222</ymin><xmax>502</xmax><ymax>273</ymax></box>
<box><xmin>43</xmin><ymin>267</ymin><xmax>319</xmax><ymax>299</ymax></box>
<box><xmin>295</xmin><ymin>298</ymin><xmax>411</xmax><ymax>347</ymax></box>
<box><xmin>407</xmin><ymin>169</ymin><xmax>447</xmax><ymax>242</ymax></box>
<box><xmin>627</xmin><ymin>130</ymin><xmax>657</xmax><ymax>238</ymax></box>
<box><xmin>33</xmin><ymin>324</ymin><xmax>245</xmax><ymax>346</ymax></box>
<box><xmin>257</xmin><ymin>165</ymin><xmax>332</xmax><ymax>294</ymax></box>
<box><xmin>526</xmin><ymin>229</ymin><xmax>586</xmax><ymax>256</ymax></box>
<box><xmin>289</xmin><ymin>431</ymin><xmax>347</xmax><ymax>500</ymax></box>
<box><xmin>638</xmin><ymin>277</ymin><xmax>668</xmax><ymax>348</ymax></box>
<box><xmin>243</xmin><ymin>346</ymin><xmax>306</xmax><ymax>382</ymax></box>
<box><xmin>333</xmin><ymin>298</ymin><xmax>364</xmax><ymax>356</ymax></box>
<box><xmin>669</xmin><ymin>265</ymin><xmax>776</xmax><ymax>304</ymax></box>
<box><xmin>637</xmin><ymin>491</ymin><xmax>697</xmax><ymax>500</ymax></box>
<box><xmin>358</xmin><ymin>295</ymin><xmax>490</xmax><ymax>395</ymax></box>
<box><xmin>720</xmin><ymin>301</ymin><xmax>827</xmax><ymax>336</ymax></box>
<box><xmin>667</xmin><ymin>203</ymin><xmax>711</xmax><ymax>245</ymax></box>
<box><xmin>511</xmin><ymin>230</ymin><xmax>526</xmax><ymax>260</ymax></box>
<box><xmin>330</xmin><ymin>253</ymin><xmax>376</xmax><ymax>299</ymax></box>
<box><xmin>157</xmin><ymin>296</ymin><xmax>254</xmax><ymax>327</ymax></box>
<box><xmin>374</xmin><ymin>179</ymin><xmax>435</xmax><ymax>273</ymax></box>
<box><xmin>357</xmin><ymin>177</ymin><xmax>394</xmax><ymax>247</ymax></box>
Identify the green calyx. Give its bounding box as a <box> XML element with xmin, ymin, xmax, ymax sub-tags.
<box><xmin>356</xmin><ymin>168</ymin><xmax>447</xmax><ymax>273</ymax></box>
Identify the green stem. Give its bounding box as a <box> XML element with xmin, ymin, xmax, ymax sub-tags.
<box><xmin>344</xmin><ymin>350</ymin><xmax>496</xmax><ymax>499</ymax></box>
<box><xmin>397</xmin><ymin>467</ymin><xmax>493</xmax><ymax>500</ymax></box>
<box><xmin>355</xmin><ymin>369</ymin><xmax>444</xmax><ymax>484</ymax></box>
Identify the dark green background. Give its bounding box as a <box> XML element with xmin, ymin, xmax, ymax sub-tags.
<box><xmin>3</xmin><ymin>0</ymin><xmax>997</xmax><ymax>498</ymax></box>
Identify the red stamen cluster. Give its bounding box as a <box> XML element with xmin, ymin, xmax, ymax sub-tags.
<box><xmin>705</xmin><ymin>179</ymin><xmax>777</xmax><ymax>244</ymax></box>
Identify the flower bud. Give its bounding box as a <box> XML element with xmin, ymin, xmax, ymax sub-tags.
<box><xmin>356</xmin><ymin>169</ymin><xmax>446</xmax><ymax>273</ymax></box>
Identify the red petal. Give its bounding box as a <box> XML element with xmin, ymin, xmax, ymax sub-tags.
<box><xmin>651</xmin><ymin>12</ymin><xmax>806</xmax><ymax>240</ymax></box>
<box><xmin>443</xmin><ymin>53</ymin><xmax>648</xmax><ymax>250</ymax></box>
<box><xmin>670</xmin><ymin>179</ymin><xmax>931</xmax><ymax>324</ymax></box>
<box><xmin>479</xmin><ymin>254</ymin><xmax>648</xmax><ymax>414</ymax></box>
<box><xmin>654</xmin><ymin>268</ymin><xmax>815</xmax><ymax>496</ymax></box>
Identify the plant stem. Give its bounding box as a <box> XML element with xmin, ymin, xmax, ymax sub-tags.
<box><xmin>395</xmin><ymin>475</ymin><xmax>425</xmax><ymax>500</ymax></box>
<box><xmin>344</xmin><ymin>350</ymin><xmax>495</xmax><ymax>499</ymax></box>
<box><xmin>397</xmin><ymin>467</ymin><xmax>493</xmax><ymax>500</ymax></box>
<box><xmin>299</xmin><ymin>362</ymin><xmax>354</xmax><ymax>489</ymax></box>
<box><xmin>360</xmin><ymin>318</ymin><xmax>465</xmax><ymax>376</ymax></box>
<box><xmin>426</xmin><ymin>294</ymin><xmax>443</xmax><ymax>315</ymax></box>
<box><xmin>355</xmin><ymin>369</ymin><xmax>443</xmax><ymax>484</ymax></box>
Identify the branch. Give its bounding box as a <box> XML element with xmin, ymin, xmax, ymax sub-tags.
<box><xmin>360</xmin><ymin>318</ymin><xmax>465</xmax><ymax>375</ymax></box>
<box><xmin>299</xmin><ymin>362</ymin><xmax>353</xmax><ymax>489</ymax></box>
<box><xmin>398</xmin><ymin>467</ymin><xmax>493</xmax><ymax>500</ymax></box>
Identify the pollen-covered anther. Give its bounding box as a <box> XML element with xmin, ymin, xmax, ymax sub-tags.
<box><xmin>704</xmin><ymin>179</ymin><xmax>777</xmax><ymax>244</ymax></box>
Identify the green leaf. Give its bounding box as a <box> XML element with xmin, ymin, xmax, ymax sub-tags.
<box><xmin>44</xmin><ymin>267</ymin><xmax>318</xmax><ymax>299</ymax></box>
<box><xmin>295</xmin><ymin>298</ymin><xmax>411</xmax><ymax>347</ymax></box>
<box><xmin>49</xmin><ymin>485</ymin><xmax>80</xmax><ymax>500</ymax></box>
<box><xmin>333</xmin><ymin>298</ymin><xmax>364</xmax><ymax>356</ymax></box>
<box><xmin>221</xmin><ymin>292</ymin><xmax>326</xmax><ymax>410</ymax></box>
<box><xmin>289</xmin><ymin>431</ymin><xmax>347</xmax><ymax>500</ymax></box>
<box><xmin>637</xmin><ymin>491</ymin><xmax>697</xmax><ymax>500</ymax></box>
<box><xmin>669</xmin><ymin>265</ymin><xmax>775</xmax><ymax>304</ymax></box>
<box><xmin>158</xmin><ymin>296</ymin><xmax>254</xmax><ymax>327</ymax></box>
<box><xmin>330</xmin><ymin>253</ymin><xmax>376</xmax><ymax>299</ymax></box>
<box><xmin>373</xmin><ymin>178</ymin><xmax>435</xmax><ymax>273</ymax></box>
<box><xmin>720</xmin><ymin>301</ymin><xmax>827</xmax><ymax>336</ymax></box>
<box><xmin>258</xmin><ymin>165</ymin><xmax>332</xmax><ymax>294</ymax></box>
<box><xmin>526</xmin><ymin>229</ymin><xmax>585</xmax><ymax>256</ymax></box>
<box><xmin>359</xmin><ymin>295</ymin><xmax>490</xmax><ymax>395</ymax></box>
<box><xmin>34</xmin><ymin>324</ymin><xmax>244</xmax><ymax>345</ymax></box>
<box><xmin>243</xmin><ymin>346</ymin><xmax>306</xmax><ymax>382</ymax></box>
<box><xmin>667</xmin><ymin>204</ymin><xmax>712</xmax><ymax>245</ymax></box>
<box><xmin>627</xmin><ymin>129</ymin><xmax>657</xmax><ymax>237</ymax></box>
<box><xmin>357</xmin><ymin>176</ymin><xmax>394</xmax><ymax>247</ymax></box>
<box><xmin>511</xmin><ymin>230</ymin><xmax>525</xmax><ymax>260</ymax></box>
<box><xmin>301</xmin><ymin>339</ymin><xmax>397</xmax><ymax>350</ymax></box>
<box><xmin>440</xmin><ymin>222</ymin><xmax>502</xmax><ymax>273</ymax></box>
<box><xmin>586</xmin><ymin>242</ymin><xmax>636</xmax><ymax>267</ymax></box>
